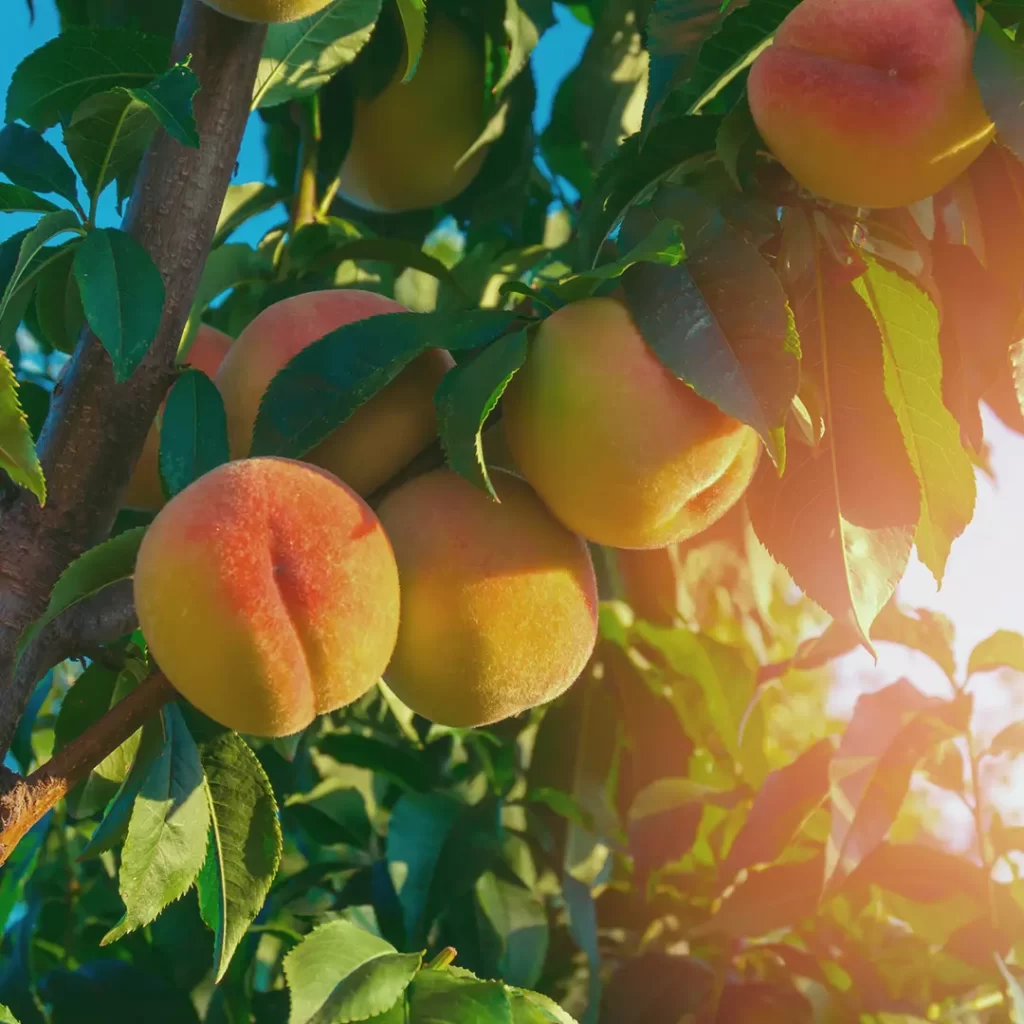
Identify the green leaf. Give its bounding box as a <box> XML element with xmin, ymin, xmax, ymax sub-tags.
<box><xmin>0</xmin><ymin>123</ymin><xmax>79</xmax><ymax>206</ymax></box>
<box><xmin>719</xmin><ymin>739</ymin><xmax>834</xmax><ymax>884</ymax></box>
<box><xmin>974</xmin><ymin>17</ymin><xmax>1024</xmax><ymax>163</ymax></box>
<box><xmin>475</xmin><ymin>872</ymin><xmax>549</xmax><ymax>990</ymax></box>
<box><xmin>0</xmin><ymin>183</ymin><xmax>59</xmax><ymax>215</ymax></box>
<box><xmin>856</xmin><ymin>260</ymin><xmax>976</xmax><ymax>584</ymax></box>
<box><xmin>64</xmin><ymin>90</ymin><xmax>158</xmax><ymax>206</ymax></box>
<box><xmin>159</xmin><ymin>369</ymin><xmax>230</xmax><ymax>499</ymax></box>
<box><xmin>716</xmin><ymin>94</ymin><xmax>759</xmax><ymax>189</ymax></box>
<box><xmin>126</xmin><ymin>63</ymin><xmax>200</xmax><ymax>148</ymax></box>
<box><xmin>508</xmin><ymin>989</ymin><xmax>578</xmax><ymax>1024</ymax></box>
<box><xmin>395</xmin><ymin>0</ymin><xmax>427</xmax><ymax>82</ymax></box>
<box><xmin>0</xmin><ymin>819</ymin><xmax>47</xmax><ymax>937</ymax></box>
<box><xmin>386</xmin><ymin>793</ymin><xmax>462</xmax><ymax>947</ymax></box>
<box><xmin>6</xmin><ymin>27</ymin><xmax>171</xmax><ymax>130</ymax></box>
<box><xmin>179</xmin><ymin>243</ymin><xmax>270</xmax><ymax>354</ymax></box>
<box><xmin>284</xmin><ymin>919</ymin><xmax>421</xmax><ymax>1024</ymax></box>
<box><xmin>74</xmin><ymin>227</ymin><xmax>166</xmax><ymax>382</ymax></box>
<box><xmin>197</xmin><ymin>732</ymin><xmax>283</xmax><ymax>982</ymax></box>
<box><xmin>436</xmin><ymin>329</ymin><xmax>527</xmax><ymax>498</ymax></box>
<box><xmin>79</xmin><ymin>717</ymin><xmax>168</xmax><ymax>860</ymax></box>
<box><xmin>967</xmin><ymin>630</ymin><xmax>1024</xmax><ymax>677</ymax></box>
<box><xmin>214</xmin><ymin>182</ymin><xmax>286</xmax><ymax>247</ymax></box>
<box><xmin>15</xmin><ymin>526</ymin><xmax>145</xmax><ymax>672</ymax></box>
<box><xmin>577</xmin><ymin>114</ymin><xmax>720</xmax><ymax>262</ymax></box>
<box><xmin>498</xmin><ymin>0</ymin><xmax>555</xmax><ymax>94</ymax></box>
<box><xmin>621</xmin><ymin>189</ymin><xmax>799</xmax><ymax>457</ymax></box>
<box><xmin>0</xmin><ymin>1004</ymin><xmax>19</xmax><ymax>1024</ymax></box>
<box><xmin>251</xmin><ymin>309</ymin><xmax>518</xmax><ymax>460</ymax></box>
<box><xmin>253</xmin><ymin>0</ymin><xmax>383</xmax><ymax>110</ymax></box>
<box><xmin>316</xmin><ymin>730</ymin><xmax>430</xmax><ymax>792</ymax></box>
<box><xmin>55</xmin><ymin>661</ymin><xmax>147</xmax><ymax>819</ymax></box>
<box><xmin>0</xmin><ymin>351</ymin><xmax>45</xmax><ymax>505</ymax></box>
<box><xmin>102</xmin><ymin>705</ymin><xmax>210</xmax><ymax>945</ymax></box>
<box><xmin>824</xmin><ymin>680</ymin><xmax>971</xmax><ymax>896</ymax></box>
<box><xmin>0</xmin><ymin>209</ymin><xmax>83</xmax><ymax>328</ymax></box>
<box><xmin>33</xmin><ymin>242</ymin><xmax>85</xmax><ymax>353</ymax></box>
<box><xmin>408</xmin><ymin>967</ymin><xmax>513</xmax><ymax>1023</ymax></box>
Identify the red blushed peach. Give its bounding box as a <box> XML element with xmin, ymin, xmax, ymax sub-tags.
<box><xmin>747</xmin><ymin>0</ymin><xmax>993</xmax><ymax>209</ymax></box>
<box><xmin>377</xmin><ymin>468</ymin><xmax>598</xmax><ymax>728</ymax></box>
<box><xmin>122</xmin><ymin>324</ymin><xmax>234</xmax><ymax>511</ymax></box>
<box><xmin>214</xmin><ymin>289</ymin><xmax>454</xmax><ymax>496</ymax></box>
<box><xmin>503</xmin><ymin>297</ymin><xmax>761</xmax><ymax>550</ymax></box>
<box><xmin>134</xmin><ymin>458</ymin><xmax>400</xmax><ymax>737</ymax></box>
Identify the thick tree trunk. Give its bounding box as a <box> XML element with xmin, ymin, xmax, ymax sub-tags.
<box><xmin>0</xmin><ymin>2</ymin><xmax>267</xmax><ymax>758</ymax></box>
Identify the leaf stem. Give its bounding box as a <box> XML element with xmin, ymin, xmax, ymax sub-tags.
<box><xmin>290</xmin><ymin>94</ymin><xmax>321</xmax><ymax>234</ymax></box>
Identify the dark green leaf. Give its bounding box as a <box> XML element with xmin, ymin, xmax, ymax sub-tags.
<box><xmin>475</xmin><ymin>872</ymin><xmax>549</xmax><ymax>990</ymax></box>
<box><xmin>0</xmin><ymin>123</ymin><xmax>79</xmax><ymax>205</ymax></box>
<box><xmin>716</xmin><ymin>94</ymin><xmax>759</xmax><ymax>189</ymax></box>
<box><xmin>74</xmin><ymin>227</ymin><xmax>166</xmax><ymax>381</ymax></box>
<box><xmin>102</xmin><ymin>705</ymin><xmax>209</xmax><ymax>945</ymax></box>
<box><xmin>6</xmin><ymin>27</ymin><xmax>171</xmax><ymax>130</ymax></box>
<box><xmin>253</xmin><ymin>0</ymin><xmax>383</xmax><ymax>109</ymax></box>
<box><xmin>159</xmin><ymin>369</ymin><xmax>230</xmax><ymax>499</ymax></box>
<box><xmin>0</xmin><ymin>351</ymin><xmax>45</xmax><ymax>505</ymax></box>
<box><xmin>15</xmin><ymin>527</ymin><xmax>145</xmax><ymax>671</ymax></box>
<box><xmin>436</xmin><ymin>329</ymin><xmax>527</xmax><ymax>498</ymax></box>
<box><xmin>33</xmin><ymin>243</ymin><xmax>84</xmax><ymax>353</ymax></box>
<box><xmin>386</xmin><ymin>792</ymin><xmax>462</xmax><ymax>947</ymax></box>
<box><xmin>317</xmin><ymin>730</ymin><xmax>430</xmax><ymax>792</ymax></box>
<box><xmin>974</xmin><ymin>17</ymin><xmax>1024</xmax><ymax>162</ymax></box>
<box><xmin>126</xmin><ymin>62</ymin><xmax>200</xmax><ymax>148</ymax></box>
<box><xmin>197</xmin><ymin>732</ymin><xmax>283</xmax><ymax>982</ymax></box>
<box><xmin>283</xmin><ymin>919</ymin><xmax>421</xmax><ymax>1024</ymax></box>
<box><xmin>63</xmin><ymin>90</ymin><xmax>157</xmax><ymax>204</ymax></box>
<box><xmin>0</xmin><ymin>183</ymin><xmax>59</xmax><ymax>215</ymax></box>
<box><xmin>0</xmin><ymin>819</ymin><xmax>47</xmax><ymax>937</ymax></box>
<box><xmin>251</xmin><ymin>309</ymin><xmax>517</xmax><ymax>460</ymax></box>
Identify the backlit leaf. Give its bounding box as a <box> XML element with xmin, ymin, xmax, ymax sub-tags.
<box><xmin>0</xmin><ymin>352</ymin><xmax>45</xmax><ymax>505</ymax></box>
<box><xmin>967</xmin><ymin>630</ymin><xmax>1024</xmax><ymax>677</ymax></box>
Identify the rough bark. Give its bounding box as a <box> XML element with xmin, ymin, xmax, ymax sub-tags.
<box><xmin>0</xmin><ymin>2</ymin><xmax>267</xmax><ymax>758</ymax></box>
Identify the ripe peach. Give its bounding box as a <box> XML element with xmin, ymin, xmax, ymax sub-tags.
<box><xmin>200</xmin><ymin>0</ymin><xmax>334</xmax><ymax>23</ymax></box>
<box><xmin>214</xmin><ymin>289</ymin><xmax>454</xmax><ymax>496</ymax></box>
<box><xmin>377</xmin><ymin>468</ymin><xmax>598</xmax><ymax>728</ymax></box>
<box><xmin>502</xmin><ymin>297</ymin><xmax>761</xmax><ymax>550</ymax></box>
<box><xmin>337</xmin><ymin>17</ymin><xmax>488</xmax><ymax>213</ymax></box>
<box><xmin>122</xmin><ymin>324</ymin><xmax>234</xmax><ymax>511</ymax></box>
<box><xmin>134</xmin><ymin>458</ymin><xmax>400</xmax><ymax>737</ymax></box>
<box><xmin>747</xmin><ymin>0</ymin><xmax>994</xmax><ymax>209</ymax></box>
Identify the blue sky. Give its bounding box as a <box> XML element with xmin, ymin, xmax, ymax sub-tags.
<box><xmin>1</xmin><ymin>2</ymin><xmax>589</xmax><ymax>244</ymax></box>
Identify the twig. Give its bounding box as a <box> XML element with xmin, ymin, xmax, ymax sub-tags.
<box><xmin>0</xmin><ymin>671</ymin><xmax>176</xmax><ymax>866</ymax></box>
<box><xmin>0</xmin><ymin>2</ymin><xmax>267</xmax><ymax>760</ymax></box>
<box><xmin>291</xmin><ymin>94</ymin><xmax>322</xmax><ymax>232</ymax></box>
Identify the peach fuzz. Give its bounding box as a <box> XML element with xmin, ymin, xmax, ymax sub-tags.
<box><xmin>337</xmin><ymin>17</ymin><xmax>488</xmax><ymax>213</ymax></box>
<box><xmin>122</xmin><ymin>323</ymin><xmax>234</xmax><ymax>511</ymax></box>
<box><xmin>747</xmin><ymin>0</ymin><xmax>994</xmax><ymax>209</ymax></box>
<box><xmin>134</xmin><ymin>458</ymin><xmax>400</xmax><ymax>738</ymax></box>
<box><xmin>377</xmin><ymin>468</ymin><xmax>598</xmax><ymax>728</ymax></box>
<box><xmin>214</xmin><ymin>289</ymin><xmax>454</xmax><ymax>496</ymax></box>
<box><xmin>502</xmin><ymin>297</ymin><xmax>761</xmax><ymax>550</ymax></box>
<box><xmin>199</xmin><ymin>0</ymin><xmax>334</xmax><ymax>23</ymax></box>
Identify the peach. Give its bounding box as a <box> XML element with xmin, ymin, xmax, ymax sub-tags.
<box><xmin>377</xmin><ymin>468</ymin><xmax>598</xmax><ymax>728</ymax></box>
<box><xmin>747</xmin><ymin>0</ymin><xmax>994</xmax><ymax>209</ymax></box>
<box><xmin>134</xmin><ymin>458</ymin><xmax>400</xmax><ymax>737</ymax></box>
<box><xmin>199</xmin><ymin>0</ymin><xmax>334</xmax><ymax>23</ymax></box>
<box><xmin>214</xmin><ymin>289</ymin><xmax>454</xmax><ymax>496</ymax></box>
<box><xmin>337</xmin><ymin>16</ymin><xmax>488</xmax><ymax>213</ymax></box>
<box><xmin>502</xmin><ymin>297</ymin><xmax>761</xmax><ymax>550</ymax></box>
<box><xmin>122</xmin><ymin>324</ymin><xmax>234</xmax><ymax>511</ymax></box>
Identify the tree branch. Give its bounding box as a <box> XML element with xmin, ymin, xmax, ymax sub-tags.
<box><xmin>0</xmin><ymin>2</ymin><xmax>267</xmax><ymax>759</ymax></box>
<box><xmin>0</xmin><ymin>671</ymin><xmax>176</xmax><ymax>865</ymax></box>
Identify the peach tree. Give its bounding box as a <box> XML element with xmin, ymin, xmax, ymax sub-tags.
<box><xmin>1</xmin><ymin>0</ymin><xmax>1024</xmax><ymax>1022</ymax></box>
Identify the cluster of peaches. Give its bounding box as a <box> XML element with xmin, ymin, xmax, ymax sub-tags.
<box><xmin>132</xmin><ymin>289</ymin><xmax>758</xmax><ymax>738</ymax></box>
<box><xmin>137</xmin><ymin>0</ymin><xmax>997</xmax><ymax>738</ymax></box>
